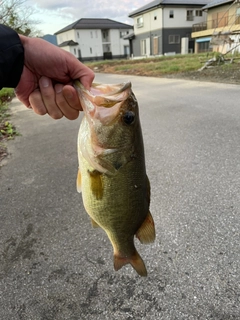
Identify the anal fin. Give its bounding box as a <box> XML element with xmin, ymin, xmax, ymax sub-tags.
<box><xmin>136</xmin><ymin>211</ymin><xmax>156</xmax><ymax>244</ymax></box>
<box><xmin>76</xmin><ymin>169</ymin><xmax>82</xmax><ymax>193</ymax></box>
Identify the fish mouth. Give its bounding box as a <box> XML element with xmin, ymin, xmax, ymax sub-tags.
<box><xmin>74</xmin><ymin>81</ymin><xmax>132</xmax><ymax>125</ymax></box>
<box><xmin>90</xmin><ymin>82</ymin><xmax>131</xmax><ymax>98</ymax></box>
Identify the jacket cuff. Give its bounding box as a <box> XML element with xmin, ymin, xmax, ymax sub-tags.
<box><xmin>0</xmin><ymin>24</ymin><xmax>24</xmax><ymax>89</ymax></box>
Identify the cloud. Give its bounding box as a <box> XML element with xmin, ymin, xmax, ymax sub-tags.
<box><xmin>31</xmin><ymin>0</ymin><xmax>150</xmax><ymax>21</ymax></box>
<box><xmin>26</xmin><ymin>0</ymin><xmax>150</xmax><ymax>34</ymax></box>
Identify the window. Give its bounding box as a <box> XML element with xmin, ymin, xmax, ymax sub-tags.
<box><xmin>74</xmin><ymin>48</ymin><xmax>76</xmax><ymax>54</ymax></box>
<box><xmin>198</xmin><ymin>41</ymin><xmax>211</xmax><ymax>53</ymax></box>
<box><xmin>77</xmin><ymin>32</ymin><xmax>80</xmax><ymax>38</ymax></box>
<box><xmin>137</xmin><ymin>16</ymin><xmax>143</xmax><ymax>28</ymax></box>
<box><xmin>141</xmin><ymin>39</ymin><xmax>147</xmax><ymax>55</ymax></box>
<box><xmin>102</xmin><ymin>30</ymin><xmax>108</xmax><ymax>39</ymax></box>
<box><xmin>187</xmin><ymin>10</ymin><xmax>194</xmax><ymax>21</ymax></box>
<box><xmin>154</xmin><ymin>15</ymin><xmax>157</xmax><ymax>20</ymax></box>
<box><xmin>90</xmin><ymin>47</ymin><xmax>92</xmax><ymax>54</ymax></box>
<box><xmin>169</xmin><ymin>35</ymin><xmax>180</xmax><ymax>44</ymax></box>
<box><xmin>120</xmin><ymin>31</ymin><xmax>129</xmax><ymax>38</ymax></box>
<box><xmin>95</xmin><ymin>31</ymin><xmax>98</xmax><ymax>38</ymax></box>
<box><xmin>90</xmin><ymin>31</ymin><xmax>93</xmax><ymax>38</ymax></box>
<box><xmin>169</xmin><ymin>10</ymin><xmax>174</xmax><ymax>18</ymax></box>
<box><xmin>195</xmin><ymin>10</ymin><xmax>202</xmax><ymax>17</ymax></box>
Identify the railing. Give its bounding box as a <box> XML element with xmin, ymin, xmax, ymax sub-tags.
<box><xmin>192</xmin><ymin>14</ymin><xmax>240</xmax><ymax>33</ymax></box>
<box><xmin>192</xmin><ymin>22</ymin><xmax>207</xmax><ymax>32</ymax></box>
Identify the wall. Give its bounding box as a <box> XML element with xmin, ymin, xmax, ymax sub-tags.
<box><xmin>76</xmin><ymin>29</ymin><xmax>103</xmax><ymax>59</ymax></box>
<box><xmin>110</xmin><ymin>29</ymin><xmax>132</xmax><ymax>56</ymax></box>
<box><xmin>207</xmin><ymin>3</ymin><xmax>233</xmax><ymax>22</ymax></box>
<box><xmin>163</xmin><ymin>27</ymin><xmax>193</xmax><ymax>54</ymax></box>
<box><xmin>163</xmin><ymin>6</ymin><xmax>207</xmax><ymax>28</ymax></box>
<box><xmin>132</xmin><ymin>29</ymin><xmax>163</xmax><ymax>56</ymax></box>
<box><xmin>133</xmin><ymin>8</ymin><xmax>163</xmax><ymax>36</ymax></box>
<box><xmin>56</xmin><ymin>30</ymin><xmax>75</xmax><ymax>45</ymax></box>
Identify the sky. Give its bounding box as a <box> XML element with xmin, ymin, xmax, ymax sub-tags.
<box><xmin>25</xmin><ymin>0</ymin><xmax>151</xmax><ymax>35</ymax></box>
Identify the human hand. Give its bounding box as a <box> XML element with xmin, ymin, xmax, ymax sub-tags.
<box><xmin>15</xmin><ymin>35</ymin><xmax>94</xmax><ymax>120</ymax></box>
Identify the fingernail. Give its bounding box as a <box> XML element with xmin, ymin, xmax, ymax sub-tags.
<box><xmin>41</xmin><ymin>77</ymin><xmax>49</xmax><ymax>88</ymax></box>
<box><xmin>55</xmin><ymin>84</ymin><xmax>63</xmax><ymax>93</ymax></box>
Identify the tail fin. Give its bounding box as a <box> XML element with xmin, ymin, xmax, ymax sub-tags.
<box><xmin>114</xmin><ymin>250</ymin><xmax>147</xmax><ymax>277</ymax></box>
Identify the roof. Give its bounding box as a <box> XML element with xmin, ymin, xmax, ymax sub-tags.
<box><xmin>129</xmin><ymin>0</ymin><xmax>212</xmax><ymax>17</ymax></box>
<box><xmin>58</xmin><ymin>40</ymin><xmax>78</xmax><ymax>47</ymax></box>
<box><xmin>55</xmin><ymin>18</ymin><xmax>133</xmax><ymax>35</ymax></box>
<box><xmin>123</xmin><ymin>32</ymin><xmax>135</xmax><ymax>40</ymax></box>
<box><xmin>202</xmin><ymin>0</ymin><xmax>233</xmax><ymax>10</ymax></box>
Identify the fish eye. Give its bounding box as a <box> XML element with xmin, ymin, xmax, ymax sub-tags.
<box><xmin>122</xmin><ymin>111</ymin><xmax>135</xmax><ymax>125</ymax></box>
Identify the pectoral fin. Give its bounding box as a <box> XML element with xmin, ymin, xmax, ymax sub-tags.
<box><xmin>136</xmin><ymin>211</ymin><xmax>156</xmax><ymax>244</ymax></box>
<box><xmin>88</xmin><ymin>170</ymin><xmax>103</xmax><ymax>200</ymax></box>
<box><xmin>76</xmin><ymin>169</ymin><xmax>82</xmax><ymax>193</ymax></box>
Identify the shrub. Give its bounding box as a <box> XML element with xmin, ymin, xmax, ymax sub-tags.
<box><xmin>0</xmin><ymin>88</ymin><xmax>15</xmax><ymax>104</ymax></box>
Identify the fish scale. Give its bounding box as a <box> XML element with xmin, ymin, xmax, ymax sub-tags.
<box><xmin>74</xmin><ymin>80</ymin><xmax>156</xmax><ymax>276</ymax></box>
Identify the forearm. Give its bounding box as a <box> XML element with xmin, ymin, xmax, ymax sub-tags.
<box><xmin>0</xmin><ymin>24</ymin><xmax>24</xmax><ymax>89</ymax></box>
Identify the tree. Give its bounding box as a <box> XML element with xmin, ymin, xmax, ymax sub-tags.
<box><xmin>0</xmin><ymin>0</ymin><xmax>39</xmax><ymax>36</ymax></box>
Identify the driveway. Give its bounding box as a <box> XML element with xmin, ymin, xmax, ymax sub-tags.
<box><xmin>0</xmin><ymin>74</ymin><xmax>240</xmax><ymax>319</ymax></box>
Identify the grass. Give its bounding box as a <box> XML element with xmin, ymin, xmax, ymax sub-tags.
<box><xmin>0</xmin><ymin>88</ymin><xmax>19</xmax><ymax>162</ymax></box>
<box><xmin>85</xmin><ymin>52</ymin><xmax>239</xmax><ymax>77</ymax></box>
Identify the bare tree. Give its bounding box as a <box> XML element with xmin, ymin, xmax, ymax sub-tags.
<box><xmin>0</xmin><ymin>0</ymin><xmax>40</xmax><ymax>36</ymax></box>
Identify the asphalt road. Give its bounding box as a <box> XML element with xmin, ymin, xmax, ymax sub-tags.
<box><xmin>0</xmin><ymin>74</ymin><xmax>240</xmax><ymax>320</ymax></box>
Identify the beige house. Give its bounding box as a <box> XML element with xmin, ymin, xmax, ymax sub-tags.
<box><xmin>192</xmin><ymin>0</ymin><xmax>240</xmax><ymax>53</ymax></box>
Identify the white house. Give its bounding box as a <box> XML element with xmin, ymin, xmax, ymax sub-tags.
<box><xmin>127</xmin><ymin>0</ymin><xmax>212</xmax><ymax>56</ymax></box>
<box><xmin>55</xmin><ymin>18</ymin><xmax>133</xmax><ymax>61</ymax></box>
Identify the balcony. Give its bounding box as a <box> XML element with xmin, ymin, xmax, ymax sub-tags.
<box><xmin>192</xmin><ymin>14</ymin><xmax>240</xmax><ymax>36</ymax></box>
<box><xmin>192</xmin><ymin>22</ymin><xmax>207</xmax><ymax>32</ymax></box>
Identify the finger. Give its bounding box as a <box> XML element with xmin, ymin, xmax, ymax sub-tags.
<box><xmin>78</xmin><ymin>68</ymin><xmax>95</xmax><ymax>90</ymax></box>
<box><xmin>29</xmin><ymin>89</ymin><xmax>47</xmax><ymax>115</ymax></box>
<box><xmin>67</xmin><ymin>56</ymin><xmax>95</xmax><ymax>90</ymax></box>
<box><xmin>62</xmin><ymin>85</ymin><xmax>83</xmax><ymax>111</ymax></box>
<box><xmin>55</xmin><ymin>84</ymin><xmax>79</xmax><ymax>120</ymax></box>
<box><xmin>39</xmin><ymin>77</ymin><xmax>63</xmax><ymax>119</ymax></box>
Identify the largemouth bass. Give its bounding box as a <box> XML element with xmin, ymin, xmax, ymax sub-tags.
<box><xmin>74</xmin><ymin>80</ymin><xmax>155</xmax><ymax>276</ymax></box>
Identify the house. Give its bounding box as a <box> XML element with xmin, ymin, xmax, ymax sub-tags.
<box><xmin>55</xmin><ymin>18</ymin><xmax>133</xmax><ymax>61</ymax></box>
<box><xmin>128</xmin><ymin>0</ymin><xmax>211</xmax><ymax>56</ymax></box>
<box><xmin>192</xmin><ymin>0</ymin><xmax>240</xmax><ymax>53</ymax></box>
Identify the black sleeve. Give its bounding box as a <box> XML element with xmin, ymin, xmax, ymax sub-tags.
<box><xmin>0</xmin><ymin>24</ymin><xmax>24</xmax><ymax>89</ymax></box>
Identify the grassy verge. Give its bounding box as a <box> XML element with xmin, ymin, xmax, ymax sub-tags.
<box><xmin>0</xmin><ymin>88</ymin><xmax>19</xmax><ymax>163</ymax></box>
<box><xmin>85</xmin><ymin>52</ymin><xmax>240</xmax><ymax>77</ymax></box>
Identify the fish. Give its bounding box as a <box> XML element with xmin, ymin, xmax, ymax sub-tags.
<box><xmin>74</xmin><ymin>80</ymin><xmax>155</xmax><ymax>277</ymax></box>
